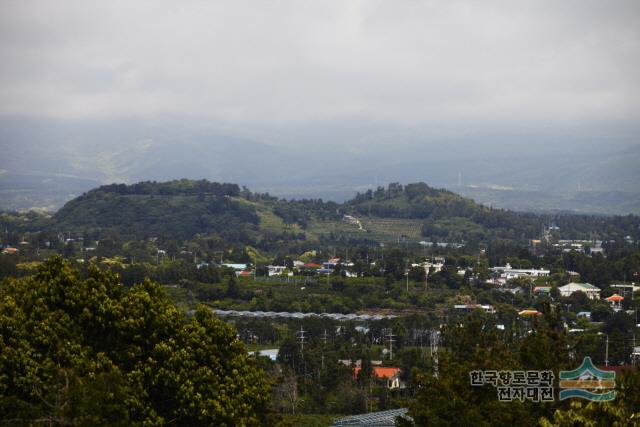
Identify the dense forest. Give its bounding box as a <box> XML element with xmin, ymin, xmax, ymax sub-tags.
<box><xmin>2</xmin><ymin>180</ymin><xmax>639</xmax><ymax>253</ymax></box>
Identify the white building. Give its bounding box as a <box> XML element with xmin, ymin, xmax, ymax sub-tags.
<box><xmin>610</xmin><ymin>283</ymin><xmax>640</xmax><ymax>298</ymax></box>
<box><xmin>453</xmin><ymin>304</ymin><xmax>496</xmax><ymax>314</ymax></box>
<box><xmin>558</xmin><ymin>282</ymin><xmax>601</xmax><ymax>300</ymax></box>
<box><xmin>412</xmin><ymin>259</ymin><xmax>445</xmax><ymax>275</ymax></box>
<box><xmin>267</xmin><ymin>265</ymin><xmax>290</xmax><ymax>276</ymax></box>
<box><xmin>491</xmin><ymin>263</ymin><xmax>550</xmax><ymax>280</ymax></box>
<box><xmin>223</xmin><ymin>263</ymin><xmax>248</xmax><ymax>270</ymax></box>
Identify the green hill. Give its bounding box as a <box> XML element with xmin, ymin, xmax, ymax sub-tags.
<box><xmin>52</xmin><ymin>181</ymin><xmax>260</xmax><ymax>242</ymax></box>
<box><xmin>37</xmin><ymin>180</ymin><xmax>640</xmax><ymax>250</ymax></box>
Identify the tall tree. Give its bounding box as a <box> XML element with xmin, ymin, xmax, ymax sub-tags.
<box><xmin>0</xmin><ymin>257</ymin><xmax>269</xmax><ymax>426</ymax></box>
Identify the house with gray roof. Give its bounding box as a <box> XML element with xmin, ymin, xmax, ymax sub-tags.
<box><xmin>558</xmin><ymin>282</ymin><xmax>601</xmax><ymax>300</ymax></box>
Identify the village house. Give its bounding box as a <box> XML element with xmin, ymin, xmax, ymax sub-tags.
<box><xmin>610</xmin><ymin>283</ymin><xmax>639</xmax><ymax>298</ymax></box>
<box><xmin>267</xmin><ymin>265</ymin><xmax>289</xmax><ymax>276</ymax></box>
<box><xmin>353</xmin><ymin>366</ymin><xmax>405</xmax><ymax>389</ymax></box>
<box><xmin>558</xmin><ymin>282</ymin><xmax>601</xmax><ymax>300</ymax></box>
<box><xmin>412</xmin><ymin>258</ymin><xmax>445</xmax><ymax>276</ymax></box>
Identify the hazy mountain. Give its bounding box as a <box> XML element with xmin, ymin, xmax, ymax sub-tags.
<box><xmin>1</xmin><ymin>116</ymin><xmax>638</xmax><ymax>214</ymax></box>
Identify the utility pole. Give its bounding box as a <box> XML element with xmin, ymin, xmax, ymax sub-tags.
<box><xmin>605</xmin><ymin>334</ymin><xmax>609</xmax><ymax>367</ymax></box>
<box><xmin>253</xmin><ymin>253</ymin><xmax>259</xmax><ymax>279</ymax></box>
<box><xmin>385</xmin><ymin>328</ymin><xmax>396</xmax><ymax>360</ymax></box>
<box><xmin>406</xmin><ymin>270</ymin><xmax>409</xmax><ymax>292</ymax></box>
<box><xmin>404</xmin><ymin>259</ymin><xmax>409</xmax><ymax>292</ymax></box>
<box><xmin>296</xmin><ymin>326</ymin><xmax>308</xmax><ymax>387</ymax></box>
<box><xmin>431</xmin><ymin>330</ymin><xmax>440</xmax><ymax>378</ymax></box>
<box><xmin>321</xmin><ymin>329</ymin><xmax>329</xmax><ymax>369</ymax></box>
<box><xmin>425</xmin><ymin>270</ymin><xmax>428</xmax><ymax>293</ymax></box>
<box><xmin>296</xmin><ymin>326</ymin><xmax>307</xmax><ymax>354</ymax></box>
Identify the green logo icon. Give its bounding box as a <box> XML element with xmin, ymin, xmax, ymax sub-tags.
<box><xmin>559</xmin><ymin>357</ymin><xmax>616</xmax><ymax>401</ymax></box>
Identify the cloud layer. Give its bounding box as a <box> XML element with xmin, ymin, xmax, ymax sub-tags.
<box><xmin>1</xmin><ymin>0</ymin><xmax>639</xmax><ymax>125</ymax></box>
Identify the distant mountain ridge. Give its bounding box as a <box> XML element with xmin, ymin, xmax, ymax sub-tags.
<box><xmin>1</xmin><ymin>116</ymin><xmax>639</xmax><ymax>214</ymax></box>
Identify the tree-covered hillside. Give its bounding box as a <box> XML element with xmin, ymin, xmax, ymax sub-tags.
<box><xmin>345</xmin><ymin>182</ymin><xmax>640</xmax><ymax>243</ymax></box>
<box><xmin>52</xmin><ymin>180</ymin><xmax>260</xmax><ymax>242</ymax></box>
<box><xmin>2</xmin><ymin>180</ymin><xmax>637</xmax><ymax>254</ymax></box>
<box><xmin>346</xmin><ymin>182</ymin><xmax>544</xmax><ymax>241</ymax></box>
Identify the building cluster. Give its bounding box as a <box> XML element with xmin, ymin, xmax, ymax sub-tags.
<box><xmin>553</xmin><ymin>239</ymin><xmax>605</xmax><ymax>255</ymax></box>
<box><xmin>489</xmin><ymin>263</ymin><xmax>550</xmax><ymax>286</ymax></box>
<box><xmin>218</xmin><ymin>256</ymin><xmax>447</xmax><ymax>280</ymax></box>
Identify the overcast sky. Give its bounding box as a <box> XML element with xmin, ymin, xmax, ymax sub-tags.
<box><xmin>1</xmin><ymin>0</ymin><xmax>639</xmax><ymax>129</ymax></box>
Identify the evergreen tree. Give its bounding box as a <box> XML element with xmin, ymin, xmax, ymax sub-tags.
<box><xmin>0</xmin><ymin>257</ymin><xmax>269</xmax><ymax>425</ymax></box>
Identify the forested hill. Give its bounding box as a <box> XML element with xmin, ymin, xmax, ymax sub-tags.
<box><xmin>21</xmin><ymin>179</ymin><xmax>638</xmax><ymax>248</ymax></box>
<box><xmin>51</xmin><ymin>181</ymin><xmax>260</xmax><ymax>242</ymax></box>
<box><xmin>345</xmin><ymin>183</ymin><xmax>639</xmax><ymax>242</ymax></box>
<box><xmin>344</xmin><ymin>182</ymin><xmax>544</xmax><ymax>241</ymax></box>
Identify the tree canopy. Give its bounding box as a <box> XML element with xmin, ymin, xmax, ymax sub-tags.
<box><xmin>0</xmin><ymin>257</ymin><xmax>269</xmax><ymax>426</ymax></box>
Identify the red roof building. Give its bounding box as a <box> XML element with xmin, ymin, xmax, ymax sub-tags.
<box><xmin>605</xmin><ymin>293</ymin><xmax>624</xmax><ymax>311</ymax></box>
<box><xmin>353</xmin><ymin>366</ymin><xmax>403</xmax><ymax>389</ymax></box>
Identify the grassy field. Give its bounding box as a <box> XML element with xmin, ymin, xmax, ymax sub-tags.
<box><xmin>305</xmin><ymin>219</ymin><xmax>364</xmax><ymax>241</ymax></box>
<box><xmin>360</xmin><ymin>217</ymin><xmax>423</xmax><ymax>241</ymax></box>
<box><xmin>234</xmin><ymin>197</ymin><xmax>306</xmax><ymax>235</ymax></box>
<box><xmin>257</xmin><ymin>207</ymin><xmax>304</xmax><ymax>235</ymax></box>
<box><xmin>234</xmin><ymin>196</ymin><xmax>425</xmax><ymax>244</ymax></box>
<box><xmin>305</xmin><ymin>217</ymin><xmax>424</xmax><ymax>243</ymax></box>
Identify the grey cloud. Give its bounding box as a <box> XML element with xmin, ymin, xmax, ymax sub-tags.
<box><xmin>0</xmin><ymin>0</ymin><xmax>638</xmax><ymax>125</ymax></box>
